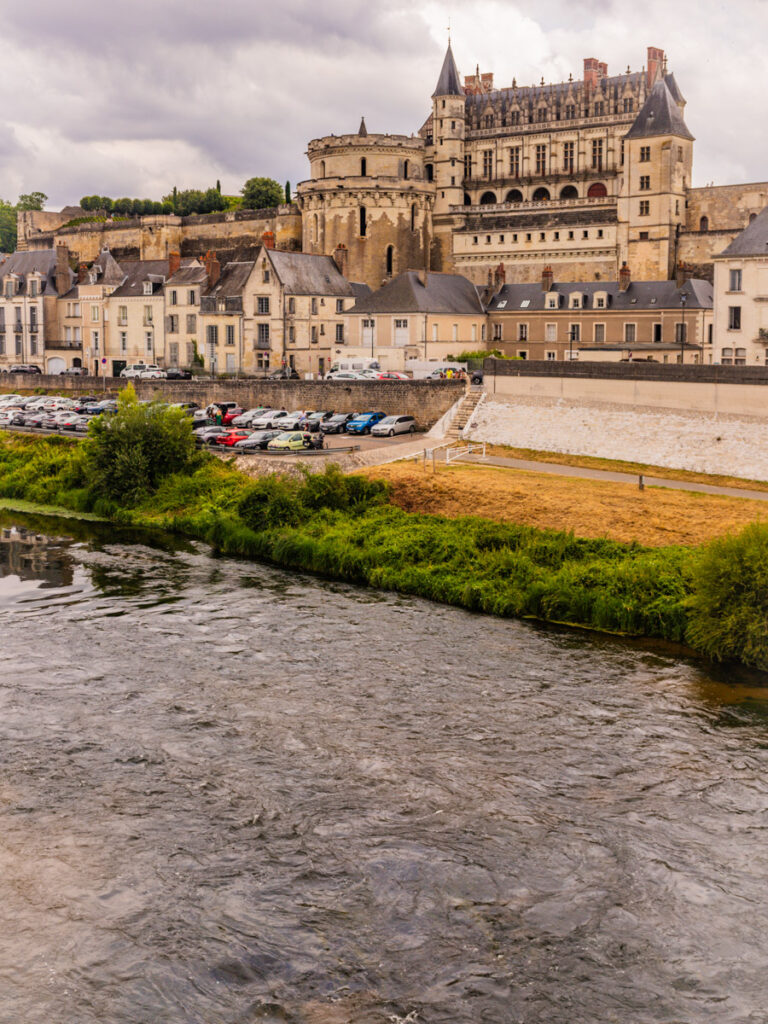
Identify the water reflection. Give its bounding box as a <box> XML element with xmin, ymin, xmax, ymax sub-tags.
<box><xmin>0</xmin><ymin>524</ymin><xmax>74</xmax><ymax>589</ymax></box>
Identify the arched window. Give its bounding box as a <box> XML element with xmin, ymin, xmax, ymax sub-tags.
<box><xmin>313</xmin><ymin>214</ymin><xmax>319</xmax><ymax>243</ymax></box>
<box><xmin>560</xmin><ymin>185</ymin><xmax>579</xmax><ymax>200</ymax></box>
<box><xmin>403</xmin><ymin>159</ymin><xmax>409</xmax><ymax>180</ymax></box>
<box><xmin>532</xmin><ymin>187</ymin><xmax>550</xmax><ymax>202</ymax></box>
<box><xmin>588</xmin><ymin>182</ymin><xmax>607</xmax><ymax>198</ymax></box>
<box><xmin>386</xmin><ymin>245</ymin><xmax>394</xmax><ymax>276</ymax></box>
<box><xmin>700</xmin><ymin>215</ymin><xmax>709</xmax><ymax>232</ymax></box>
<box><xmin>361</xmin><ymin>157</ymin><xmax>367</xmax><ymax>176</ymax></box>
<box><xmin>463</xmin><ymin>193</ymin><xmax>472</xmax><ymax>206</ymax></box>
<box><xmin>425</xmin><ymin>164</ymin><xmax>434</xmax><ymax>182</ymax></box>
<box><xmin>319</xmin><ymin>160</ymin><xmax>325</xmax><ymax>178</ymax></box>
<box><xmin>359</xmin><ymin>206</ymin><xmax>367</xmax><ymax>237</ymax></box>
<box><xmin>506</xmin><ymin>189</ymin><xmax>523</xmax><ymax>203</ymax></box>
<box><xmin>411</xmin><ymin>203</ymin><xmax>417</xmax><ymax>231</ymax></box>
<box><xmin>479</xmin><ymin>191</ymin><xmax>497</xmax><ymax>205</ymax></box>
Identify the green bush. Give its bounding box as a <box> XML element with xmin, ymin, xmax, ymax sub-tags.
<box><xmin>687</xmin><ymin>523</ymin><xmax>768</xmax><ymax>669</ymax></box>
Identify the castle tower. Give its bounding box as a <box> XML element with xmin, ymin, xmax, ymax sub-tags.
<box><xmin>295</xmin><ymin>121</ymin><xmax>433</xmax><ymax>290</ymax></box>
<box><xmin>618</xmin><ymin>76</ymin><xmax>694</xmax><ymax>279</ymax></box>
<box><xmin>428</xmin><ymin>43</ymin><xmax>466</xmax><ymax>271</ymax></box>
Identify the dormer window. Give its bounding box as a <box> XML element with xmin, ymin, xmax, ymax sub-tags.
<box><xmin>5</xmin><ymin>280</ymin><xmax>14</xmax><ymax>298</ymax></box>
<box><xmin>546</xmin><ymin>293</ymin><xmax>559</xmax><ymax>309</ymax></box>
<box><xmin>569</xmin><ymin>293</ymin><xmax>584</xmax><ymax>309</ymax></box>
<box><xmin>143</xmin><ymin>281</ymin><xmax>152</xmax><ymax>295</ymax></box>
<box><xmin>29</xmin><ymin>279</ymin><xmax>38</xmax><ymax>297</ymax></box>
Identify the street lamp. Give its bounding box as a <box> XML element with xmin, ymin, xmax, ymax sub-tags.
<box><xmin>680</xmin><ymin>291</ymin><xmax>687</xmax><ymax>364</ymax></box>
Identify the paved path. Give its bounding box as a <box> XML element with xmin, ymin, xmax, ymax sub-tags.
<box><xmin>457</xmin><ymin>453</ymin><xmax>768</xmax><ymax>502</ymax></box>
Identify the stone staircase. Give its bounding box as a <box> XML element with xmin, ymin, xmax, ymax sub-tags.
<box><xmin>445</xmin><ymin>388</ymin><xmax>485</xmax><ymax>441</ymax></box>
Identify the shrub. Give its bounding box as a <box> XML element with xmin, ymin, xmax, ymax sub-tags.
<box><xmin>686</xmin><ymin>523</ymin><xmax>768</xmax><ymax>669</ymax></box>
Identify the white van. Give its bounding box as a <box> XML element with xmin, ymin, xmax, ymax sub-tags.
<box><xmin>329</xmin><ymin>358</ymin><xmax>381</xmax><ymax>373</ymax></box>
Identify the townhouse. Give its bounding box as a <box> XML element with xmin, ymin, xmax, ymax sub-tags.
<box><xmin>56</xmin><ymin>247</ymin><xmax>125</xmax><ymax>375</ymax></box>
<box><xmin>0</xmin><ymin>248</ymin><xmax>73</xmax><ymax>372</ymax></box>
<box><xmin>712</xmin><ymin>208</ymin><xmax>768</xmax><ymax>365</ymax></box>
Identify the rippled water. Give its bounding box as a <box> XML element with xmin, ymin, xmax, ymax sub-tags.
<box><xmin>1</xmin><ymin>510</ymin><xmax>768</xmax><ymax>1024</ymax></box>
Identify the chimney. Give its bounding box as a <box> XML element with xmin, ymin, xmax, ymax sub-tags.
<box><xmin>619</xmin><ymin>261</ymin><xmax>631</xmax><ymax>292</ymax></box>
<box><xmin>647</xmin><ymin>46</ymin><xmax>664</xmax><ymax>89</ymax></box>
<box><xmin>416</xmin><ymin>268</ymin><xmax>428</xmax><ymax>288</ymax></box>
<box><xmin>583</xmin><ymin>57</ymin><xmax>601</xmax><ymax>90</ymax></box>
<box><xmin>78</xmin><ymin>262</ymin><xmax>88</xmax><ymax>284</ymax></box>
<box><xmin>203</xmin><ymin>250</ymin><xmax>220</xmax><ymax>288</ymax></box>
<box><xmin>55</xmin><ymin>243</ymin><xmax>70</xmax><ymax>296</ymax></box>
<box><xmin>261</xmin><ymin>230</ymin><xmax>275</xmax><ymax>250</ymax></box>
<box><xmin>494</xmin><ymin>262</ymin><xmax>506</xmax><ymax>290</ymax></box>
<box><xmin>541</xmin><ymin>265</ymin><xmax>554</xmax><ymax>292</ymax></box>
<box><xmin>332</xmin><ymin>242</ymin><xmax>348</xmax><ymax>277</ymax></box>
<box><xmin>168</xmin><ymin>251</ymin><xmax>181</xmax><ymax>277</ymax></box>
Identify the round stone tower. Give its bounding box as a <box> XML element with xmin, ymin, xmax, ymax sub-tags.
<box><xmin>296</xmin><ymin>119</ymin><xmax>435</xmax><ymax>289</ymax></box>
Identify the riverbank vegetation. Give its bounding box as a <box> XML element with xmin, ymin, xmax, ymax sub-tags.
<box><xmin>0</xmin><ymin>408</ymin><xmax>766</xmax><ymax>670</ymax></box>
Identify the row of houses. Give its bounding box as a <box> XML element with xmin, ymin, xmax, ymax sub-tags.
<box><xmin>1</xmin><ymin>209</ymin><xmax>766</xmax><ymax>375</ymax></box>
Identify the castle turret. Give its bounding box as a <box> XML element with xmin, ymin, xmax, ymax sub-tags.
<box><xmin>431</xmin><ymin>43</ymin><xmax>465</xmax><ymax>218</ymax></box>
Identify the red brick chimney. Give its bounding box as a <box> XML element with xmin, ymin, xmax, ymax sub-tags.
<box><xmin>168</xmin><ymin>251</ymin><xmax>181</xmax><ymax>277</ymax></box>
<box><xmin>583</xmin><ymin>57</ymin><xmax>606</xmax><ymax>90</ymax></box>
<box><xmin>332</xmin><ymin>243</ymin><xmax>348</xmax><ymax>277</ymax></box>
<box><xmin>204</xmin><ymin>250</ymin><xmax>220</xmax><ymax>288</ymax></box>
<box><xmin>542</xmin><ymin>265</ymin><xmax>554</xmax><ymax>292</ymax></box>
<box><xmin>647</xmin><ymin>46</ymin><xmax>664</xmax><ymax>89</ymax></box>
<box><xmin>494</xmin><ymin>262</ymin><xmax>506</xmax><ymax>290</ymax></box>
<box><xmin>78</xmin><ymin>262</ymin><xmax>88</xmax><ymax>283</ymax></box>
<box><xmin>619</xmin><ymin>261</ymin><xmax>631</xmax><ymax>292</ymax></box>
<box><xmin>261</xmin><ymin>231</ymin><xmax>275</xmax><ymax>250</ymax></box>
<box><xmin>55</xmin><ymin>243</ymin><xmax>70</xmax><ymax>296</ymax></box>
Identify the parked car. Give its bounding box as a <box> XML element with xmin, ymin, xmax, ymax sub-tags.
<box><xmin>345</xmin><ymin>411</ymin><xmax>386</xmax><ymax>434</ymax></box>
<box><xmin>470</xmin><ymin>369</ymin><xmax>484</xmax><ymax>385</ymax></box>
<box><xmin>268</xmin><ymin>367</ymin><xmax>300</xmax><ymax>380</ymax></box>
<box><xmin>60</xmin><ymin>366</ymin><xmax>89</xmax><ymax>376</ymax></box>
<box><xmin>375</xmin><ymin>371</ymin><xmax>410</xmax><ymax>380</ymax></box>
<box><xmin>9</xmin><ymin>364</ymin><xmax>42</xmax><ymax>374</ymax></box>
<box><xmin>231</xmin><ymin>407</ymin><xmax>268</xmax><ymax>427</ymax></box>
<box><xmin>305</xmin><ymin>411</ymin><xmax>334</xmax><ymax>432</ymax></box>
<box><xmin>320</xmin><ymin>412</ymin><xmax>356</xmax><ymax>434</ymax></box>
<box><xmin>120</xmin><ymin>363</ymin><xmax>166</xmax><ymax>379</ymax></box>
<box><xmin>215</xmin><ymin>429</ymin><xmax>253</xmax><ymax>447</ymax></box>
<box><xmin>233</xmin><ymin>429</ymin><xmax>282</xmax><ymax>451</ymax></box>
<box><xmin>251</xmin><ymin>409</ymin><xmax>290</xmax><ymax>430</ymax></box>
<box><xmin>326</xmin><ymin>370</ymin><xmax>369</xmax><ymax>380</ymax></box>
<box><xmin>278</xmin><ymin>409</ymin><xmax>313</xmax><ymax>430</ymax></box>
<box><xmin>194</xmin><ymin>426</ymin><xmax>229</xmax><ymax>446</ymax></box>
<box><xmin>267</xmin><ymin>431</ymin><xmax>324</xmax><ymax>452</ymax></box>
<box><xmin>165</xmin><ymin>367</ymin><xmax>193</xmax><ymax>380</ymax></box>
<box><xmin>221</xmin><ymin>406</ymin><xmax>245</xmax><ymax>425</ymax></box>
<box><xmin>59</xmin><ymin>414</ymin><xmax>89</xmax><ymax>432</ymax></box>
<box><xmin>370</xmin><ymin>415</ymin><xmax>417</xmax><ymax>437</ymax></box>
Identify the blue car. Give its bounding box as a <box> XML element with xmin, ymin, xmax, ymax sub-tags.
<box><xmin>345</xmin><ymin>411</ymin><xmax>386</xmax><ymax>435</ymax></box>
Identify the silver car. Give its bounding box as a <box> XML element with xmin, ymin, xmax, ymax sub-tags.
<box><xmin>370</xmin><ymin>415</ymin><xmax>416</xmax><ymax>437</ymax></box>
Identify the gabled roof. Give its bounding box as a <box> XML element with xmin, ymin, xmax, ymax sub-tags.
<box><xmin>349</xmin><ymin>271</ymin><xmax>484</xmax><ymax>315</ymax></box>
<box><xmin>0</xmin><ymin>249</ymin><xmax>70</xmax><ymax>296</ymax></box>
<box><xmin>166</xmin><ymin>262</ymin><xmax>208</xmax><ymax>287</ymax></box>
<box><xmin>663</xmin><ymin>72</ymin><xmax>685</xmax><ymax>107</ymax></box>
<box><xmin>206</xmin><ymin>261</ymin><xmax>255</xmax><ymax>298</ymax></box>
<box><xmin>432</xmin><ymin>42</ymin><xmax>463</xmax><ymax>98</ymax></box>
<box><xmin>109</xmin><ymin>260</ymin><xmax>170</xmax><ymax>298</ymax></box>
<box><xmin>266</xmin><ymin>249</ymin><xmax>357</xmax><ymax>296</ymax></box>
<box><xmin>625</xmin><ymin>78</ymin><xmax>694</xmax><ymax>141</ymax></box>
<box><xmin>487</xmin><ymin>277</ymin><xmax>712</xmax><ymax>312</ymax></box>
<box><xmin>718</xmin><ymin>206</ymin><xmax>768</xmax><ymax>258</ymax></box>
<box><xmin>92</xmin><ymin>248</ymin><xmax>125</xmax><ymax>286</ymax></box>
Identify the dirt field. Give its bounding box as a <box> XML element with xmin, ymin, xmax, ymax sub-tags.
<box><xmin>362</xmin><ymin>462</ymin><xmax>768</xmax><ymax>547</ymax></box>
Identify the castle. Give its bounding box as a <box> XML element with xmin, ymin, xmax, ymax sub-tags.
<box><xmin>18</xmin><ymin>44</ymin><xmax>768</xmax><ymax>292</ymax></box>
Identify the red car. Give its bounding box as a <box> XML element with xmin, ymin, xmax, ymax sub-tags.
<box><xmin>222</xmin><ymin>406</ymin><xmax>244</xmax><ymax>425</ymax></box>
<box><xmin>215</xmin><ymin>429</ymin><xmax>252</xmax><ymax>447</ymax></box>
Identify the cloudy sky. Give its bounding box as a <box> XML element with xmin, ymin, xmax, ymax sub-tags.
<box><xmin>1</xmin><ymin>0</ymin><xmax>765</xmax><ymax>208</ymax></box>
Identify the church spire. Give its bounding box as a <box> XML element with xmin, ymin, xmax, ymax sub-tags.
<box><xmin>358</xmin><ymin>116</ymin><xmax>368</xmax><ymax>137</ymax></box>
<box><xmin>432</xmin><ymin>41</ymin><xmax>463</xmax><ymax>97</ymax></box>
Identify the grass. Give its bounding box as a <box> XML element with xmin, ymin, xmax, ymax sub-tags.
<box><xmin>0</xmin><ymin>498</ymin><xmax>108</xmax><ymax>521</ymax></box>
<box><xmin>365</xmin><ymin>462</ymin><xmax>768</xmax><ymax>548</ymax></box>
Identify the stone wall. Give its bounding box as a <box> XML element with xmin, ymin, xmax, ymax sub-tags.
<box><xmin>0</xmin><ymin>375</ymin><xmax>464</xmax><ymax>430</ymax></box>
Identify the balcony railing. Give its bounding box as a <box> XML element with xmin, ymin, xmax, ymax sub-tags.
<box><xmin>200</xmin><ymin>296</ymin><xmax>243</xmax><ymax>314</ymax></box>
<box><xmin>466</xmin><ymin>111</ymin><xmax>635</xmax><ymax>139</ymax></box>
<box><xmin>453</xmin><ymin>195</ymin><xmax>615</xmax><ymax>214</ymax></box>
<box><xmin>46</xmin><ymin>340</ymin><xmax>83</xmax><ymax>350</ymax></box>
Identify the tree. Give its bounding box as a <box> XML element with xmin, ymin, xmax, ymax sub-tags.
<box><xmin>0</xmin><ymin>199</ymin><xmax>16</xmax><ymax>252</ymax></box>
<box><xmin>216</xmin><ymin>179</ymin><xmax>221</xmax><ymax>193</ymax></box>
<box><xmin>240</xmin><ymin>177</ymin><xmax>284</xmax><ymax>210</ymax></box>
<box><xmin>285</xmin><ymin>180</ymin><xmax>291</xmax><ymax>203</ymax></box>
<box><xmin>17</xmin><ymin>192</ymin><xmax>47</xmax><ymax>211</ymax></box>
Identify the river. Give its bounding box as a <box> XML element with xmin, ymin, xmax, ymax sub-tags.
<box><xmin>1</xmin><ymin>509</ymin><xmax>767</xmax><ymax>1024</ymax></box>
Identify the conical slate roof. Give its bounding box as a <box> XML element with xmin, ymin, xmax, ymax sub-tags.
<box><xmin>432</xmin><ymin>42</ymin><xmax>463</xmax><ymax>97</ymax></box>
<box><xmin>663</xmin><ymin>72</ymin><xmax>685</xmax><ymax>107</ymax></box>
<box><xmin>625</xmin><ymin>79</ymin><xmax>694</xmax><ymax>141</ymax></box>
<box><xmin>358</xmin><ymin>116</ymin><xmax>368</xmax><ymax>137</ymax></box>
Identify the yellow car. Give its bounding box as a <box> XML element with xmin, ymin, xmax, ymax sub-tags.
<box><xmin>267</xmin><ymin>431</ymin><xmax>323</xmax><ymax>452</ymax></box>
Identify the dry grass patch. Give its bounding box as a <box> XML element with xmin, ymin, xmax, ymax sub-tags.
<box><xmin>362</xmin><ymin>462</ymin><xmax>768</xmax><ymax>547</ymax></box>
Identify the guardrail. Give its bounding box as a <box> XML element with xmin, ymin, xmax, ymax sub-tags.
<box><xmin>446</xmin><ymin>442</ymin><xmax>487</xmax><ymax>464</ymax></box>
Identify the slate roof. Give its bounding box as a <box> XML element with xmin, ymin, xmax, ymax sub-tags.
<box><xmin>717</xmin><ymin>206</ymin><xmax>768</xmax><ymax>258</ymax></box>
<box><xmin>206</xmin><ymin>261</ymin><xmax>255</xmax><ymax>298</ymax></box>
<box><xmin>92</xmin><ymin>248</ymin><xmax>125</xmax><ymax>286</ymax></box>
<box><xmin>433</xmin><ymin>43</ymin><xmax>463</xmax><ymax>97</ymax></box>
<box><xmin>464</xmin><ymin>71</ymin><xmax>645</xmax><ymax>112</ymax></box>
<box><xmin>349</xmin><ymin>271</ymin><xmax>484</xmax><ymax>315</ymax></box>
<box><xmin>663</xmin><ymin>72</ymin><xmax>685</xmax><ymax>106</ymax></box>
<box><xmin>166</xmin><ymin>262</ymin><xmax>208</xmax><ymax>287</ymax></box>
<box><xmin>350</xmin><ymin>282</ymin><xmax>372</xmax><ymax>302</ymax></box>
<box><xmin>624</xmin><ymin>79</ymin><xmax>694</xmax><ymax>141</ymax></box>
<box><xmin>0</xmin><ymin>249</ymin><xmax>70</xmax><ymax>296</ymax></box>
<box><xmin>109</xmin><ymin>260</ymin><xmax>170</xmax><ymax>298</ymax></box>
<box><xmin>267</xmin><ymin>249</ymin><xmax>357</xmax><ymax>296</ymax></box>
<box><xmin>487</xmin><ymin>277</ymin><xmax>712</xmax><ymax>312</ymax></box>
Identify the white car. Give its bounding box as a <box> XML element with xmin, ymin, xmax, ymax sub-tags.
<box><xmin>278</xmin><ymin>410</ymin><xmax>311</xmax><ymax>430</ymax></box>
<box><xmin>231</xmin><ymin>408</ymin><xmax>267</xmax><ymax>427</ymax></box>
<box><xmin>370</xmin><ymin>415</ymin><xmax>417</xmax><ymax>437</ymax></box>
<box><xmin>251</xmin><ymin>409</ymin><xmax>290</xmax><ymax>429</ymax></box>
<box><xmin>326</xmin><ymin>370</ymin><xmax>369</xmax><ymax>380</ymax></box>
<box><xmin>120</xmin><ymin>363</ymin><xmax>166</xmax><ymax>380</ymax></box>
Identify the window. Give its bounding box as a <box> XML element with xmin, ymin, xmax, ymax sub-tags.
<box><xmin>118</xmin><ymin>305</ymin><xmax>128</xmax><ymax>325</ymax></box>
<box><xmin>568</xmin><ymin>323</ymin><xmax>581</xmax><ymax>342</ymax></box>
<box><xmin>517</xmin><ymin>350</ymin><xmax>528</xmax><ymax>360</ymax></box>
<box><xmin>563</xmin><ymin>141</ymin><xmax>574</xmax><ymax>172</ymax></box>
<box><xmin>545</xmin><ymin>351</ymin><xmax>557</xmax><ymax>360</ymax></box>
<box><xmin>360</xmin><ymin>157</ymin><xmax>367</xmax><ymax>176</ymax></box>
<box><xmin>639</xmin><ymin>231</ymin><xmax>649</xmax><ymax>240</ymax></box>
<box><xmin>464</xmin><ymin>154</ymin><xmax>473</xmax><ymax>179</ymax></box>
<box><xmin>639</xmin><ymin>175</ymin><xmax>651</xmax><ymax>191</ymax></box>
<box><xmin>411</xmin><ymin>204</ymin><xmax>417</xmax><ymax>231</ymax></box>
<box><xmin>90</xmin><ymin>305</ymin><xmax>99</xmax><ymax>322</ymax></box>
<box><xmin>678</xmin><ymin>146</ymin><xmax>684</xmax><ymax>162</ymax></box>
<box><xmin>597</xmin><ymin>229</ymin><xmax>603</xmax><ymax>239</ymax></box>
<box><xmin>735</xmin><ymin>347</ymin><xmax>747</xmax><ymax>365</ymax></box>
<box><xmin>256</xmin><ymin>352</ymin><xmax>269</xmax><ymax>370</ymax></box>
<box><xmin>29</xmin><ymin>279</ymin><xmax>37</xmax><ymax>297</ymax></box>
<box><xmin>186</xmin><ymin>314</ymin><xmax>197</xmax><ymax>333</ymax></box>
<box><xmin>492</xmin><ymin>323</ymin><xmax>503</xmax><ymax>341</ymax></box>
<box><xmin>595</xmin><ymin>296</ymin><xmax>605</xmax><ymax>309</ymax></box>
<box><xmin>257</xmin><ymin>323</ymin><xmax>269</xmax><ymax>345</ymax></box>
<box><xmin>359</xmin><ymin>206</ymin><xmax>367</xmax><ymax>236</ymax></box>
<box><xmin>639</xmin><ymin>201</ymin><xmax>650</xmax><ymax>216</ymax></box>
<box><xmin>482</xmin><ymin>150</ymin><xmax>493</xmax><ymax>178</ymax></box>
<box><xmin>336</xmin><ymin>299</ymin><xmax>344</xmax><ymax>313</ymax></box>
<box><xmin>91</xmin><ymin>330</ymin><xmax>99</xmax><ymax>351</ymax></box>
<box><xmin>188</xmin><ymin>290</ymin><xmax>196</xmax><ymax>305</ymax></box>
<box><xmin>509</xmin><ymin>147</ymin><xmax>520</xmax><ymax>177</ymax></box>
<box><xmin>144</xmin><ymin>304</ymin><xmax>153</xmax><ymax>323</ymax></box>
<box><xmin>225</xmin><ymin>324</ymin><xmax>235</xmax><ymax>346</ymax></box>
<box><xmin>640</xmin><ymin>145</ymin><xmax>651</xmax><ymax>162</ymax></box>
<box><xmin>452</xmin><ymin>324</ymin><xmax>458</xmax><ymax>342</ymax></box>
<box><xmin>168</xmin><ymin>314</ymin><xmax>179</xmax><ymax>333</ymax></box>
<box><xmin>594</xmin><ymin>323</ymin><xmax>605</xmax><ymax>343</ymax></box>
<box><xmin>120</xmin><ymin>331</ymin><xmax>127</xmax><ymax>353</ymax></box>
<box><xmin>288</xmin><ymin>326</ymin><xmax>295</xmax><ymax>342</ymax></box>
<box><xmin>335</xmin><ymin>323</ymin><xmax>344</xmax><ymax>342</ymax></box>
<box><xmin>510</xmin><ymin>110</ymin><xmax>520</xmax><ymax>126</ymax></box>
<box><xmin>169</xmin><ymin>290</ymin><xmax>177</xmax><ymax>306</ymax></box>
<box><xmin>623</xmin><ymin>97</ymin><xmax>634</xmax><ymax>113</ymax></box>
<box><xmin>591</xmin><ymin>139</ymin><xmax>603</xmax><ymax>170</ymax></box>
<box><xmin>729</xmin><ymin>269</ymin><xmax>743</xmax><ymax>291</ymax></box>
<box><xmin>535</xmin><ymin>144</ymin><xmax>546</xmax><ymax>175</ymax></box>
<box><xmin>255</xmin><ymin>296</ymin><xmax>269</xmax><ymax>315</ymax></box>
<box><xmin>675</xmin><ymin>322</ymin><xmax>687</xmax><ymax>344</ymax></box>
<box><xmin>29</xmin><ymin>308</ymin><xmax>38</xmax><ymax>332</ymax></box>
<box><xmin>168</xmin><ymin>342</ymin><xmax>179</xmax><ymax>365</ymax></box>
<box><xmin>545</xmin><ymin>323</ymin><xmax>557</xmax><ymax>342</ymax></box>
<box><xmin>145</xmin><ymin>332</ymin><xmax>153</xmax><ymax>354</ymax></box>
<box><xmin>311</xmin><ymin>325</ymin><xmax>318</xmax><ymax>344</ymax></box>
<box><xmin>721</xmin><ymin>347</ymin><xmax>733</xmax><ymax>365</ymax></box>
<box><xmin>582</xmin><ymin>230</ymin><xmax>589</xmax><ymax>239</ymax></box>
<box><xmin>594</xmin><ymin>101</ymin><xmax>604</xmax><ymax>116</ymax></box>
<box><xmin>287</xmin><ymin>297</ymin><xmax>295</xmax><ymax>314</ymax></box>
<box><xmin>728</xmin><ymin>306</ymin><xmax>742</xmax><ymax>330</ymax></box>
<box><xmin>547</xmin><ymin>297</ymin><xmax>558</xmax><ymax>309</ymax></box>
<box><xmin>143</xmin><ymin>281</ymin><xmax>152</xmax><ymax>296</ymax></box>
<box><xmin>206</xmin><ymin>324</ymin><xmax>218</xmax><ymax>347</ymax></box>
<box><xmin>652</xmin><ymin>323</ymin><xmax>663</xmax><ymax>342</ymax></box>
<box><xmin>311</xmin><ymin>297</ymin><xmax>318</xmax><ymax>315</ymax></box>
<box><xmin>537</xmin><ymin>107</ymin><xmax>547</xmax><ymax>122</ymax></box>
<box><xmin>517</xmin><ymin>323</ymin><xmax>528</xmax><ymax>342</ymax></box>
<box><xmin>565</xmin><ymin>104</ymin><xmax>575</xmax><ymax>120</ymax></box>
<box><xmin>624</xmin><ymin>323</ymin><xmax>636</xmax><ymax>343</ymax></box>
<box><xmin>64</xmin><ymin>326</ymin><xmax>71</xmax><ymax>342</ymax></box>
<box><xmin>484</xmin><ymin>113</ymin><xmax>494</xmax><ymax>128</ymax></box>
